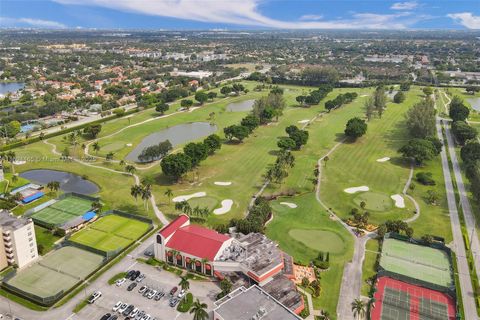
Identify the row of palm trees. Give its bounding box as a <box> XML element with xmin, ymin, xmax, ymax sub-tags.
<box><xmin>174</xmin><ymin>201</ymin><xmax>210</xmax><ymax>217</ymax></box>
<box><xmin>130</xmin><ymin>183</ymin><xmax>152</xmax><ymax>210</ymax></box>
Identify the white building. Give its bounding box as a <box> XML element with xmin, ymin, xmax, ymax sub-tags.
<box><xmin>0</xmin><ymin>210</ymin><xmax>38</xmax><ymax>269</ymax></box>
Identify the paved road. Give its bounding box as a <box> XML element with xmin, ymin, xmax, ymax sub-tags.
<box><xmin>443</xmin><ymin>119</ymin><xmax>480</xmax><ymax>276</ymax></box>
<box><xmin>436</xmin><ymin>117</ymin><xmax>478</xmax><ymax>320</ymax></box>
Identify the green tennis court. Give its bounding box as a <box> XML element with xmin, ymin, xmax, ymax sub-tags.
<box><xmin>380</xmin><ymin>238</ymin><xmax>453</xmax><ymax>288</ymax></box>
<box><xmin>31</xmin><ymin>195</ymin><xmax>93</xmax><ymax>227</ymax></box>
<box><xmin>69</xmin><ymin>215</ymin><xmax>150</xmax><ymax>252</ymax></box>
<box><xmin>6</xmin><ymin>246</ymin><xmax>103</xmax><ymax>299</ymax></box>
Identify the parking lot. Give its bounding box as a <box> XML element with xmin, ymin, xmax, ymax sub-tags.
<box><xmin>73</xmin><ymin>260</ymin><xmax>219</xmax><ymax>320</ymax></box>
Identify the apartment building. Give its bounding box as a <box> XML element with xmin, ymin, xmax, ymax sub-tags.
<box><xmin>0</xmin><ymin>210</ymin><xmax>38</xmax><ymax>269</ymax></box>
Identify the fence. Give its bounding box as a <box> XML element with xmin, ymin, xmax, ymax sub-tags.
<box><xmin>24</xmin><ymin>199</ymin><xmax>57</xmax><ymax>217</ymax></box>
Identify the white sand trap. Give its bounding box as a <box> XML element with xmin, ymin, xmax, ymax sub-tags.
<box><xmin>126</xmin><ymin>143</ymin><xmax>133</xmax><ymax>147</ymax></box>
<box><xmin>344</xmin><ymin>186</ymin><xmax>369</xmax><ymax>194</ymax></box>
<box><xmin>214</xmin><ymin>181</ymin><xmax>232</xmax><ymax>186</ymax></box>
<box><xmin>360</xmin><ymin>94</ymin><xmax>369</xmax><ymax>97</ymax></box>
<box><xmin>213</xmin><ymin>199</ymin><xmax>233</xmax><ymax>215</ymax></box>
<box><xmin>376</xmin><ymin>157</ymin><xmax>390</xmax><ymax>163</ymax></box>
<box><xmin>391</xmin><ymin>194</ymin><xmax>405</xmax><ymax>208</ymax></box>
<box><xmin>172</xmin><ymin>192</ymin><xmax>206</xmax><ymax>202</ymax></box>
<box><xmin>298</xmin><ymin>119</ymin><xmax>310</xmax><ymax>124</ymax></box>
<box><xmin>280</xmin><ymin>202</ymin><xmax>297</xmax><ymax>208</ymax></box>
<box><xmin>13</xmin><ymin>160</ymin><xmax>26</xmax><ymax>165</ymax></box>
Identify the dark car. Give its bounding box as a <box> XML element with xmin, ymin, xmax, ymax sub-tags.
<box><xmin>127</xmin><ymin>282</ymin><xmax>137</xmax><ymax>291</ymax></box>
<box><xmin>154</xmin><ymin>291</ymin><xmax>164</xmax><ymax>301</ymax></box>
<box><xmin>123</xmin><ymin>305</ymin><xmax>135</xmax><ymax>316</ymax></box>
<box><xmin>126</xmin><ymin>270</ymin><xmax>135</xmax><ymax>279</ymax></box>
<box><xmin>107</xmin><ymin>315</ymin><xmax>118</xmax><ymax>320</ymax></box>
<box><xmin>100</xmin><ymin>314</ymin><xmax>111</xmax><ymax>320</ymax></box>
<box><xmin>131</xmin><ymin>270</ymin><xmax>140</xmax><ymax>281</ymax></box>
<box><xmin>169</xmin><ymin>287</ymin><xmax>178</xmax><ymax>296</ymax></box>
<box><xmin>142</xmin><ymin>288</ymin><xmax>151</xmax><ymax>297</ymax></box>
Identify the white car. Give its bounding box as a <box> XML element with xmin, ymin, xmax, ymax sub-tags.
<box><xmin>129</xmin><ymin>308</ymin><xmax>139</xmax><ymax>317</ymax></box>
<box><xmin>178</xmin><ymin>289</ymin><xmax>186</xmax><ymax>299</ymax></box>
<box><xmin>118</xmin><ymin>303</ymin><xmax>128</xmax><ymax>313</ymax></box>
<box><xmin>87</xmin><ymin>291</ymin><xmax>102</xmax><ymax>304</ymax></box>
<box><xmin>147</xmin><ymin>290</ymin><xmax>157</xmax><ymax>299</ymax></box>
<box><xmin>136</xmin><ymin>274</ymin><xmax>146</xmax><ymax>282</ymax></box>
<box><xmin>112</xmin><ymin>301</ymin><xmax>122</xmax><ymax>312</ymax></box>
<box><xmin>115</xmin><ymin>278</ymin><xmax>126</xmax><ymax>287</ymax></box>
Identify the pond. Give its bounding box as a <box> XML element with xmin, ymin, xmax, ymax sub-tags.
<box><xmin>126</xmin><ymin>122</ymin><xmax>218</xmax><ymax>162</ymax></box>
<box><xmin>226</xmin><ymin>99</ymin><xmax>255</xmax><ymax>112</ymax></box>
<box><xmin>0</xmin><ymin>82</ymin><xmax>25</xmax><ymax>95</ymax></box>
<box><xmin>467</xmin><ymin>97</ymin><xmax>480</xmax><ymax>112</ymax></box>
<box><xmin>19</xmin><ymin>169</ymin><xmax>100</xmax><ymax>195</ymax></box>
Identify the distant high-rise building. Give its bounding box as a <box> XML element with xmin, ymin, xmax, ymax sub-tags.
<box><xmin>0</xmin><ymin>210</ymin><xmax>38</xmax><ymax>269</ymax></box>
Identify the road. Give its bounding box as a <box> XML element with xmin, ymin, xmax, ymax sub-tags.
<box><xmin>436</xmin><ymin>117</ymin><xmax>478</xmax><ymax>320</ymax></box>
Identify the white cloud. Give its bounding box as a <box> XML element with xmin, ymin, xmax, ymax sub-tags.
<box><xmin>391</xmin><ymin>1</ymin><xmax>418</xmax><ymax>10</ymax></box>
<box><xmin>447</xmin><ymin>12</ymin><xmax>480</xmax><ymax>29</ymax></box>
<box><xmin>299</xmin><ymin>14</ymin><xmax>324</xmax><ymax>21</ymax></box>
<box><xmin>54</xmin><ymin>0</ymin><xmax>423</xmax><ymax>29</ymax></box>
<box><xmin>0</xmin><ymin>17</ymin><xmax>66</xmax><ymax>28</ymax></box>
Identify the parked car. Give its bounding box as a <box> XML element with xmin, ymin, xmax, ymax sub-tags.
<box><xmin>88</xmin><ymin>291</ymin><xmax>102</xmax><ymax>304</ymax></box>
<box><xmin>142</xmin><ymin>288</ymin><xmax>151</xmax><ymax>297</ymax></box>
<box><xmin>138</xmin><ymin>285</ymin><xmax>148</xmax><ymax>294</ymax></box>
<box><xmin>178</xmin><ymin>289</ymin><xmax>186</xmax><ymax>299</ymax></box>
<box><xmin>127</xmin><ymin>282</ymin><xmax>137</xmax><ymax>291</ymax></box>
<box><xmin>115</xmin><ymin>278</ymin><xmax>126</xmax><ymax>287</ymax></box>
<box><xmin>107</xmin><ymin>315</ymin><xmax>118</xmax><ymax>320</ymax></box>
<box><xmin>169</xmin><ymin>298</ymin><xmax>179</xmax><ymax>307</ymax></box>
<box><xmin>154</xmin><ymin>291</ymin><xmax>164</xmax><ymax>301</ymax></box>
<box><xmin>126</xmin><ymin>270</ymin><xmax>135</xmax><ymax>279</ymax></box>
<box><xmin>144</xmin><ymin>250</ymin><xmax>153</xmax><ymax>257</ymax></box>
<box><xmin>141</xmin><ymin>315</ymin><xmax>151</xmax><ymax>320</ymax></box>
<box><xmin>136</xmin><ymin>274</ymin><xmax>145</xmax><ymax>282</ymax></box>
<box><xmin>147</xmin><ymin>289</ymin><xmax>157</xmax><ymax>299</ymax></box>
<box><xmin>135</xmin><ymin>311</ymin><xmax>145</xmax><ymax>320</ymax></box>
<box><xmin>129</xmin><ymin>308</ymin><xmax>139</xmax><ymax>318</ymax></box>
<box><xmin>123</xmin><ymin>305</ymin><xmax>135</xmax><ymax>316</ymax></box>
<box><xmin>112</xmin><ymin>301</ymin><xmax>122</xmax><ymax>312</ymax></box>
<box><xmin>169</xmin><ymin>287</ymin><xmax>178</xmax><ymax>296</ymax></box>
<box><xmin>118</xmin><ymin>303</ymin><xmax>128</xmax><ymax>313</ymax></box>
<box><xmin>100</xmin><ymin>314</ymin><xmax>111</xmax><ymax>320</ymax></box>
<box><xmin>131</xmin><ymin>271</ymin><xmax>140</xmax><ymax>281</ymax></box>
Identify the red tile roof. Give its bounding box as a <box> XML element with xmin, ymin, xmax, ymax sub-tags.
<box><xmin>166</xmin><ymin>225</ymin><xmax>230</xmax><ymax>261</ymax></box>
<box><xmin>159</xmin><ymin>214</ymin><xmax>189</xmax><ymax>239</ymax></box>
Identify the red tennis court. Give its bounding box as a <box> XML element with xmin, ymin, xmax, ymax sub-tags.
<box><xmin>371</xmin><ymin>277</ymin><xmax>456</xmax><ymax>320</ymax></box>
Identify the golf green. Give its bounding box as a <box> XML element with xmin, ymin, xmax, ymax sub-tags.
<box><xmin>353</xmin><ymin>192</ymin><xmax>393</xmax><ymax>211</ymax></box>
<box><xmin>288</xmin><ymin>229</ymin><xmax>346</xmax><ymax>253</ymax></box>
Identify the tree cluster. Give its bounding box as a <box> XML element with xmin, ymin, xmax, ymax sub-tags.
<box><xmin>399</xmin><ymin>137</ymin><xmax>442</xmax><ymax>164</ymax></box>
<box><xmin>138</xmin><ymin>140</ymin><xmax>173</xmax><ymax>162</ymax></box>
<box><xmin>377</xmin><ymin>220</ymin><xmax>414</xmax><ymax>238</ymax></box>
<box><xmin>295</xmin><ymin>85</ymin><xmax>333</xmax><ymax>106</ymax></box>
<box><xmin>324</xmin><ymin>92</ymin><xmax>358</xmax><ymax>112</ymax></box>
<box><xmin>462</xmin><ymin>141</ymin><xmax>480</xmax><ymax>207</ymax></box>
<box><xmin>344</xmin><ymin>117</ymin><xmax>367</xmax><ymax>140</ymax></box>
<box><xmin>232</xmin><ymin>197</ymin><xmax>272</xmax><ymax>234</ymax></box>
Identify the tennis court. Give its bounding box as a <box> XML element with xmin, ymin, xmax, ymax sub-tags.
<box><xmin>69</xmin><ymin>214</ymin><xmax>150</xmax><ymax>253</ymax></box>
<box><xmin>380</xmin><ymin>238</ymin><xmax>453</xmax><ymax>288</ymax></box>
<box><xmin>371</xmin><ymin>277</ymin><xmax>456</xmax><ymax>320</ymax></box>
<box><xmin>5</xmin><ymin>246</ymin><xmax>104</xmax><ymax>299</ymax></box>
<box><xmin>31</xmin><ymin>195</ymin><xmax>93</xmax><ymax>227</ymax></box>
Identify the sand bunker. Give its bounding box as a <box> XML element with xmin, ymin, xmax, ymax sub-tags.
<box><xmin>213</xmin><ymin>199</ymin><xmax>233</xmax><ymax>215</ymax></box>
<box><xmin>280</xmin><ymin>202</ymin><xmax>297</xmax><ymax>208</ymax></box>
<box><xmin>391</xmin><ymin>194</ymin><xmax>405</xmax><ymax>208</ymax></box>
<box><xmin>376</xmin><ymin>157</ymin><xmax>390</xmax><ymax>163</ymax></box>
<box><xmin>172</xmin><ymin>192</ymin><xmax>206</xmax><ymax>202</ymax></box>
<box><xmin>214</xmin><ymin>181</ymin><xmax>232</xmax><ymax>186</ymax></box>
<box><xmin>360</xmin><ymin>94</ymin><xmax>369</xmax><ymax>97</ymax></box>
<box><xmin>298</xmin><ymin>119</ymin><xmax>310</xmax><ymax>124</ymax></box>
<box><xmin>13</xmin><ymin>160</ymin><xmax>26</xmax><ymax>165</ymax></box>
<box><xmin>344</xmin><ymin>186</ymin><xmax>370</xmax><ymax>194</ymax></box>
<box><xmin>126</xmin><ymin>143</ymin><xmax>133</xmax><ymax>147</ymax></box>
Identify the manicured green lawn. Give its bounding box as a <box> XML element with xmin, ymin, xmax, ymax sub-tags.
<box><xmin>34</xmin><ymin>225</ymin><xmax>61</xmax><ymax>255</ymax></box>
<box><xmin>0</xmin><ymin>172</ymin><xmax>30</xmax><ymax>193</ymax></box>
<box><xmin>320</xmin><ymin>88</ymin><xmax>423</xmax><ymax>225</ymax></box>
<box><xmin>288</xmin><ymin>229</ymin><xmax>346</xmax><ymax>253</ymax></box>
<box><xmin>361</xmin><ymin>239</ymin><xmax>380</xmax><ymax>296</ymax></box>
<box><xmin>266</xmin><ymin>193</ymin><xmax>354</xmax><ymax>316</ymax></box>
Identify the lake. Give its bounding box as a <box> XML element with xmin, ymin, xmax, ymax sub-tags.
<box><xmin>0</xmin><ymin>82</ymin><xmax>25</xmax><ymax>95</ymax></box>
<box><xmin>19</xmin><ymin>169</ymin><xmax>100</xmax><ymax>195</ymax></box>
<box><xmin>226</xmin><ymin>99</ymin><xmax>255</xmax><ymax>112</ymax></box>
<box><xmin>126</xmin><ymin>122</ymin><xmax>218</xmax><ymax>162</ymax></box>
<box><xmin>467</xmin><ymin>97</ymin><xmax>480</xmax><ymax>112</ymax></box>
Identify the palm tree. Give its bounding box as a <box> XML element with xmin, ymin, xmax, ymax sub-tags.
<box><xmin>46</xmin><ymin>181</ymin><xmax>61</xmax><ymax>195</ymax></box>
<box><xmin>130</xmin><ymin>184</ymin><xmax>142</xmax><ymax>203</ymax></box>
<box><xmin>178</xmin><ymin>276</ymin><xmax>190</xmax><ymax>291</ymax></box>
<box><xmin>141</xmin><ymin>184</ymin><xmax>152</xmax><ymax>210</ymax></box>
<box><xmin>190</xmin><ymin>299</ymin><xmax>208</xmax><ymax>320</ymax></box>
<box><xmin>11</xmin><ymin>175</ymin><xmax>18</xmax><ymax>185</ymax></box>
<box><xmin>351</xmin><ymin>298</ymin><xmax>366</xmax><ymax>320</ymax></box>
<box><xmin>193</xmin><ymin>206</ymin><xmax>202</xmax><ymax>216</ymax></box>
<box><xmin>164</xmin><ymin>188</ymin><xmax>173</xmax><ymax>204</ymax></box>
<box><xmin>125</xmin><ymin>165</ymin><xmax>136</xmax><ymax>175</ymax></box>
<box><xmin>106</xmin><ymin>152</ymin><xmax>115</xmax><ymax>161</ymax></box>
<box><xmin>6</xmin><ymin>151</ymin><xmax>16</xmax><ymax>175</ymax></box>
<box><xmin>119</xmin><ymin>160</ymin><xmax>125</xmax><ymax>166</ymax></box>
<box><xmin>92</xmin><ymin>142</ymin><xmax>101</xmax><ymax>155</ymax></box>
<box><xmin>323</xmin><ymin>155</ymin><xmax>330</xmax><ymax>167</ymax></box>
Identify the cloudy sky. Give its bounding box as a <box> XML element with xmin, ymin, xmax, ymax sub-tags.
<box><xmin>1</xmin><ymin>0</ymin><xmax>479</xmax><ymax>30</ymax></box>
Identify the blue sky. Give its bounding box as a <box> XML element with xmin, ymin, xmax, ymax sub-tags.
<box><xmin>1</xmin><ymin>0</ymin><xmax>479</xmax><ymax>30</ymax></box>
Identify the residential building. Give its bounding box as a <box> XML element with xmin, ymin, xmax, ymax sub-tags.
<box><xmin>0</xmin><ymin>210</ymin><xmax>38</xmax><ymax>269</ymax></box>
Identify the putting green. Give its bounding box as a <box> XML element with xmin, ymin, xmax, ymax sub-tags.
<box><xmin>288</xmin><ymin>229</ymin><xmax>346</xmax><ymax>253</ymax></box>
<box><xmin>188</xmin><ymin>196</ymin><xmax>219</xmax><ymax>210</ymax></box>
<box><xmin>101</xmin><ymin>141</ymin><xmax>129</xmax><ymax>153</ymax></box>
<box><xmin>353</xmin><ymin>192</ymin><xmax>393</xmax><ymax>211</ymax></box>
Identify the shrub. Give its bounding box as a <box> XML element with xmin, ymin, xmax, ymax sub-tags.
<box><xmin>416</xmin><ymin>172</ymin><xmax>436</xmax><ymax>185</ymax></box>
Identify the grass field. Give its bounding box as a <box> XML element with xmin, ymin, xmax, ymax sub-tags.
<box><xmin>361</xmin><ymin>239</ymin><xmax>380</xmax><ymax>296</ymax></box>
<box><xmin>446</xmin><ymin>87</ymin><xmax>480</xmax><ymax>122</ymax></box>
<box><xmin>31</xmin><ymin>195</ymin><xmax>92</xmax><ymax>227</ymax></box>
<box><xmin>6</xmin><ymin>246</ymin><xmax>103</xmax><ymax>298</ymax></box>
<box><xmin>69</xmin><ymin>214</ymin><xmax>150</xmax><ymax>252</ymax></box>
<box><xmin>380</xmin><ymin>238</ymin><xmax>453</xmax><ymax>288</ymax></box>
<box><xmin>34</xmin><ymin>225</ymin><xmax>61</xmax><ymax>255</ymax></box>
<box><xmin>266</xmin><ymin>194</ymin><xmax>353</xmax><ymax>316</ymax></box>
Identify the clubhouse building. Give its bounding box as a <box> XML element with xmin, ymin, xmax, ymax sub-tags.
<box><xmin>154</xmin><ymin>215</ymin><xmax>304</xmax><ymax>315</ymax></box>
